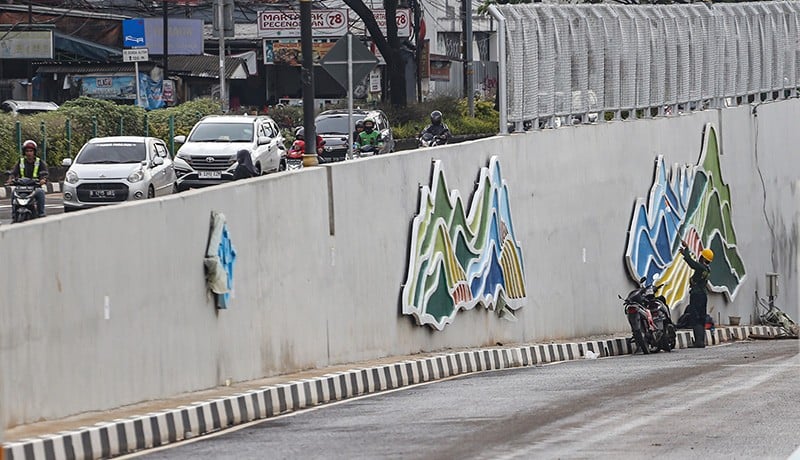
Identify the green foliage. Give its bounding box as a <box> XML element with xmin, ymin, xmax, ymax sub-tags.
<box><xmin>0</xmin><ymin>97</ymin><xmax>222</xmax><ymax>170</ymax></box>
<box><xmin>390</xmin><ymin>96</ymin><xmax>499</xmax><ymax>139</ymax></box>
<box><xmin>268</xmin><ymin>105</ymin><xmax>304</xmax><ymax>131</ymax></box>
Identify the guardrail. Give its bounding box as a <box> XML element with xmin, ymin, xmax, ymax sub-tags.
<box><xmin>498</xmin><ymin>2</ymin><xmax>800</xmax><ymax>127</ymax></box>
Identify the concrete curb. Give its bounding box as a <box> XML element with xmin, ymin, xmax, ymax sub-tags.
<box><xmin>1</xmin><ymin>326</ymin><xmax>783</xmax><ymax>459</ymax></box>
<box><xmin>0</xmin><ymin>183</ymin><xmax>61</xmax><ymax>200</ymax></box>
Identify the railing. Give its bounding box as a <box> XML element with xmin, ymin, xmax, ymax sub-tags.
<box><xmin>497</xmin><ymin>2</ymin><xmax>800</xmax><ymax>127</ymax></box>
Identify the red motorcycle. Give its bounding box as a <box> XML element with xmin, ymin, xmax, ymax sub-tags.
<box><xmin>620</xmin><ymin>276</ymin><xmax>677</xmax><ymax>354</ymax></box>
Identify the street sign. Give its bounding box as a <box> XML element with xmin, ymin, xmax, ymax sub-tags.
<box><xmin>368</xmin><ymin>9</ymin><xmax>412</xmax><ymax>38</ymax></box>
<box><xmin>123</xmin><ymin>48</ymin><xmax>149</xmax><ymax>62</ymax></box>
<box><xmin>122</xmin><ymin>19</ymin><xmax>146</xmax><ymax>48</ymax></box>
<box><xmin>258</xmin><ymin>9</ymin><xmax>348</xmax><ymax>38</ymax></box>
<box><xmin>320</xmin><ymin>33</ymin><xmax>378</xmax><ymax>90</ymax></box>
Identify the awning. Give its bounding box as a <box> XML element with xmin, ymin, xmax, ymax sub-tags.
<box><xmin>36</xmin><ymin>63</ymin><xmax>155</xmax><ymax>74</ymax></box>
<box><xmin>36</xmin><ymin>55</ymin><xmax>248</xmax><ymax>80</ymax></box>
<box><xmin>53</xmin><ymin>31</ymin><xmax>123</xmax><ymax>61</ymax></box>
<box><xmin>166</xmin><ymin>55</ymin><xmax>249</xmax><ymax>80</ymax></box>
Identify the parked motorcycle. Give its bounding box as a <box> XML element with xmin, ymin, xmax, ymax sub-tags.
<box><xmin>10</xmin><ymin>177</ymin><xmax>40</xmax><ymax>223</ymax></box>
<box><xmin>418</xmin><ymin>132</ymin><xmax>447</xmax><ymax>148</ymax></box>
<box><xmin>619</xmin><ymin>275</ymin><xmax>676</xmax><ymax>354</ymax></box>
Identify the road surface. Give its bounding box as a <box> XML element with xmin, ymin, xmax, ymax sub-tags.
<box><xmin>139</xmin><ymin>340</ymin><xmax>799</xmax><ymax>460</ymax></box>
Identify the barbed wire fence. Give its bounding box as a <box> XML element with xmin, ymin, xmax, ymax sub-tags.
<box><xmin>497</xmin><ymin>2</ymin><xmax>800</xmax><ymax>128</ymax></box>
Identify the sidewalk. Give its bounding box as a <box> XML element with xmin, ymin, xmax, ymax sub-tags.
<box><xmin>1</xmin><ymin>326</ymin><xmax>782</xmax><ymax>460</ymax></box>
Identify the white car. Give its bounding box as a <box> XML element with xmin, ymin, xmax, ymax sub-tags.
<box><xmin>62</xmin><ymin>136</ymin><xmax>177</xmax><ymax>212</ymax></box>
<box><xmin>172</xmin><ymin>115</ymin><xmax>286</xmax><ymax>191</ymax></box>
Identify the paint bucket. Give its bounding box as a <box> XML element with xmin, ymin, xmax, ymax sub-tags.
<box><xmin>728</xmin><ymin>316</ymin><xmax>741</xmax><ymax>326</ymax></box>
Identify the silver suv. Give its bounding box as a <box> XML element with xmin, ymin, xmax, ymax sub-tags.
<box><xmin>173</xmin><ymin>115</ymin><xmax>286</xmax><ymax>191</ymax></box>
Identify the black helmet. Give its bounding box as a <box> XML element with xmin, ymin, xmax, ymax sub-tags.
<box><xmin>294</xmin><ymin>127</ymin><xmax>305</xmax><ymax>140</ymax></box>
<box><xmin>355</xmin><ymin>120</ymin><xmax>365</xmax><ymax>130</ymax></box>
<box><xmin>430</xmin><ymin>110</ymin><xmax>443</xmax><ymax>125</ymax></box>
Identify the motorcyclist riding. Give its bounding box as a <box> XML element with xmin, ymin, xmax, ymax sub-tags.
<box><xmin>420</xmin><ymin>110</ymin><xmax>451</xmax><ymax>145</ymax></box>
<box><xmin>356</xmin><ymin>117</ymin><xmax>383</xmax><ymax>152</ymax></box>
<box><xmin>5</xmin><ymin>139</ymin><xmax>48</xmax><ymax>218</ymax></box>
<box><xmin>353</xmin><ymin>120</ymin><xmax>365</xmax><ymax>144</ymax></box>
<box><xmin>291</xmin><ymin>127</ymin><xmax>325</xmax><ymax>155</ymax></box>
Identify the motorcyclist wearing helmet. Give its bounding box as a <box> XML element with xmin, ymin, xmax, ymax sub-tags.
<box><xmin>356</xmin><ymin>117</ymin><xmax>383</xmax><ymax>152</ymax></box>
<box><xmin>680</xmin><ymin>240</ymin><xmax>713</xmax><ymax>348</ymax></box>
<box><xmin>290</xmin><ymin>126</ymin><xmax>325</xmax><ymax>156</ymax></box>
<box><xmin>352</xmin><ymin>120</ymin><xmax>365</xmax><ymax>144</ymax></box>
<box><xmin>5</xmin><ymin>139</ymin><xmax>48</xmax><ymax>217</ymax></box>
<box><xmin>420</xmin><ymin>110</ymin><xmax>451</xmax><ymax>144</ymax></box>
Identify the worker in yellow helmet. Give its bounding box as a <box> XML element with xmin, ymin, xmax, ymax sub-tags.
<box><xmin>680</xmin><ymin>240</ymin><xmax>714</xmax><ymax>348</ymax></box>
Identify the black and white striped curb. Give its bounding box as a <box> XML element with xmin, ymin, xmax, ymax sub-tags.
<box><xmin>0</xmin><ymin>183</ymin><xmax>62</xmax><ymax>200</ymax></box>
<box><xmin>2</xmin><ymin>325</ymin><xmax>782</xmax><ymax>460</ymax></box>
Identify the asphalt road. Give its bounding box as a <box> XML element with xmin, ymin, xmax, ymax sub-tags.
<box><xmin>0</xmin><ymin>193</ymin><xmax>64</xmax><ymax>224</ymax></box>
<box><xmin>139</xmin><ymin>340</ymin><xmax>799</xmax><ymax>460</ymax></box>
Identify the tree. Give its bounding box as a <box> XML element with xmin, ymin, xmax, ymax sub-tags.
<box><xmin>342</xmin><ymin>0</ymin><xmax>407</xmax><ymax>106</ymax></box>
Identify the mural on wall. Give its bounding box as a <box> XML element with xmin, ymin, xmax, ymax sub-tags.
<box><xmin>402</xmin><ymin>156</ymin><xmax>527</xmax><ymax>331</ymax></box>
<box><xmin>624</xmin><ymin>123</ymin><xmax>746</xmax><ymax>308</ymax></box>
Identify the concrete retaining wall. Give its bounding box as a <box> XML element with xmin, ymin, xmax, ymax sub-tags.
<box><xmin>1</xmin><ymin>101</ymin><xmax>797</xmax><ymax>428</ymax></box>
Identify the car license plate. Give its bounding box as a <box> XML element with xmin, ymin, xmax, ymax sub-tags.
<box><xmin>287</xmin><ymin>159</ymin><xmax>303</xmax><ymax>169</ymax></box>
<box><xmin>89</xmin><ymin>190</ymin><xmax>115</xmax><ymax>198</ymax></box>
<box><xmin>198</xmin><ymin>171</ymin><xmax>222</xmax><ymax>179</ymax></box>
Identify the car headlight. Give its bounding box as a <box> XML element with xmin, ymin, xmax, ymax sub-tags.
<box><xmin>127</xmin><ymin>169</ymin><xmax>144</xmax><ymax>183</ymax></box>
<box><xmin>66</xmin><ymin>170</ymin><xmax>79</xmax><ymax>184</ymax></box>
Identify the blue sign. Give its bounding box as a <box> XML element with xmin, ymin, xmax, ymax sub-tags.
<box><xmin>123</xmin><ymin>19</ymin><xmax>146</xmax><ymax>48</ymax></box>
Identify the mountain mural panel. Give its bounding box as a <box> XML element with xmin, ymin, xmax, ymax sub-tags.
<box><xmin>624</xmin><ymin>123</ymin><xmax>746</xmax><ymax>308</ymax></box>
<box><xmin>402</xmin><ymin>156</ymin><xmax>527</xmax><ymax>331</ymax></box>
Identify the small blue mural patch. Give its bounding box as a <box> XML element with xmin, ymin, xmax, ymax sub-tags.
<box><xmin>204</xmin><ymin>211</ymin><xmax>237</xmax><ymax>309</ymax></box>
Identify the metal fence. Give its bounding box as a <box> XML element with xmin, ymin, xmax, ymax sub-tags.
<box><xmin>498</xmin><ymin>2</ymin><xmax>800</xmax><ymax>125</ymax></box>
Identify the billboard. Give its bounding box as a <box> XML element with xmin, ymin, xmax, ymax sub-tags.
<box><xmin>264</xmin><ymin>41</ymin><xmax>335</xmax><ymax>66</ymax></box>
<box><xmin>258</xmin><ymin>9</ymin><xmax>348</xmax><ymax>38</ymax></box>
<box><xmin>144</xmin><ymin>18</ymin><xmax>203</xmax><ymax>55</ymax></box>
<box><xmin>79</xmin><ymin>73</ymin><xmax>166</xmax><ymax>110</ymax></box>
<box><xmin>0</xmin><ymin>31</ymin><xmax>53</xmax><ymax>59</ymax></box>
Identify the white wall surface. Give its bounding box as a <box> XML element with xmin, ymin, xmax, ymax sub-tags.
<box><xmin>1</xmin><ymin>101</ymin><xmax>797</xmax><ymax>428</ymax></box>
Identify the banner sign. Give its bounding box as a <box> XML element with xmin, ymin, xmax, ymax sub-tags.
<box><xmin>264</xmin><ymin>41</ymin><xmax>334</xmax><ymax>65</ymax></box>
<box><xmin>258</xmin><ymin>9</ymin><xmax>348</xmax><ymax>38</ymax></box>
<box><xmin>79</xmin><ymin>73</ymin><xmax>166</xmax><ymax>110</ymax></box>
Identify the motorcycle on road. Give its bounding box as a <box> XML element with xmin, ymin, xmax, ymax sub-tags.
<box><xmin>9</xmin><ymin>177</ymin><xmax>40</xmax><ymax>223</ymax></box>
<box><xmin>620</xmin><ymin>275</ymin><xmax>677</xmax><ymax>354</ymax></box>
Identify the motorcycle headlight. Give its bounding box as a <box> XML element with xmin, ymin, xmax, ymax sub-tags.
<box><xmin>66</xmin><ymin>170</ymin><xmax>79</xmax><ymax>184</ymax></box>
<box><xmin>127</xmin><ymin>169</ymin><xmax>144</xmax><ymax>183</ymax></box>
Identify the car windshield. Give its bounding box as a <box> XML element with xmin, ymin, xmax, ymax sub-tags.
<box><xmin>77</xmin><ymin>142</ymin><xmax>146</xmax><ymax>164</ymax></box>
<box><xmin>316</xmin><ymin>115</ymin><xmax>366</xmax><ymax>134</ymax></box>
<box><xmin>188</xmin><ymin>122</ymin><xmax>254</xmax><ymax>142</ymax></box>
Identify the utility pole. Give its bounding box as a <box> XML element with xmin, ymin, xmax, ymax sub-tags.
<box><xmin>163</xmin><ymin>1</ymin><xmax>169</xmax><ymax>80</ymax></box>
<box><xmin>217</xmin><ymin>0</ymin><xmax>227</xmax><ymax>112</ymax></box>
<box><xmin>413</xmin><ymin>0</ymin><xmax>422</xmax><ymax>102</ymax></box>
<box><xmin>462</xmin><ymin>0</ymin><xmax>474</xmax><ymax>116</ymax></box>
<box><xmin>300</xmin><ymin>0</ymin><xmax>318</xmax><ymax>165</ymax></box>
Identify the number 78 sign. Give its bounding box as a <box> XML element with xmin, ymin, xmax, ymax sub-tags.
<box><xmin>258</xmin><ymin>9</ymin><xmax>348</xmax><ymax>38</ymax></box>
<box><xmin>371</xmin><ymin>9</ymin><xmax>412</xmax><ymax>38</ymax></box>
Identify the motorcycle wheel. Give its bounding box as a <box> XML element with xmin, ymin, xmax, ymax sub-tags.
<box><xmin>632</xmin><ymin>330</ymin><xmax>649</xmax><ymax>355</ymax></box>
<box><xmin>663</xmin><ymin>324</ymin><xmax>677</xmax><ymax>352</ymax></box>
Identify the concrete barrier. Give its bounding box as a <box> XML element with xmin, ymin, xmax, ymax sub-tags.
<box><xmin>1</xmin><ymin>101</ymin><xmax>798</xmax><ymax>427</ymax></box>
